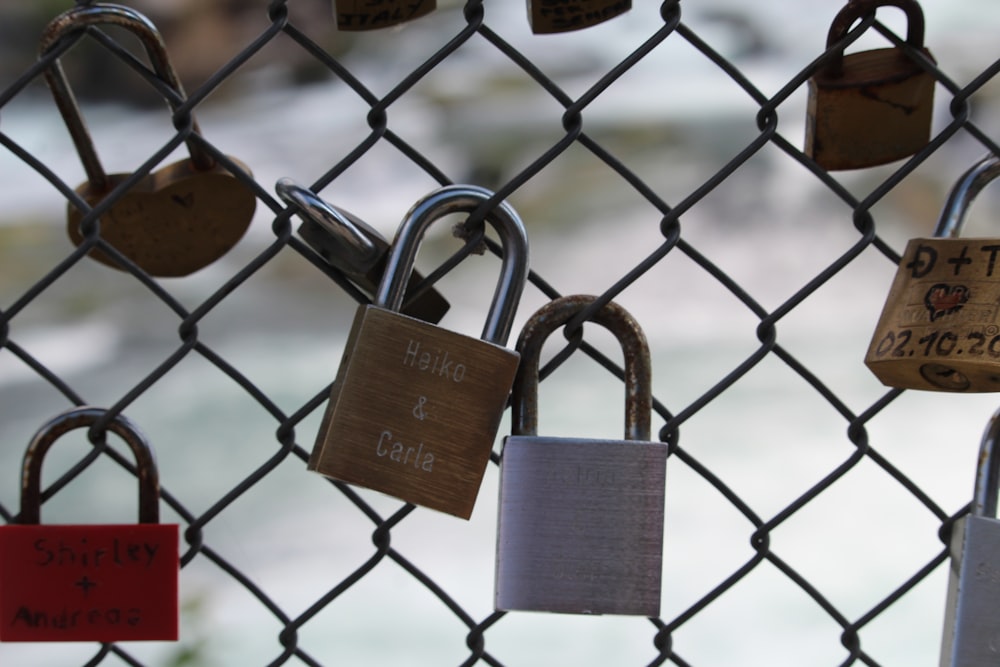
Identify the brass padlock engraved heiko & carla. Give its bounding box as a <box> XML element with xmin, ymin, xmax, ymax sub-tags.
<box><xmin>528</xmin><ymin>0</ymin><xmax>632</xmax><ymax>34</ymax></box>
<box><xmin>939</xmin><ymin>407</ymin><xmax>1000</xmax><ymax>665</ymax></box>
<box><xmin>495</xmin><ymin>295</ymin><xmax>667</xmax><ymax>616</ymax></box>
<box><xmin>0</xmin><ymin>407</ymin><xmax>179</xmax><ymax>642</ymax></box>
<box><xmin>333</xmin><ymin>0</ymin><xmax>435</xmax><ymax>30</ymax></box>
<box><xmin>276</xmin><ymin>178</ymin><xmax>450</xmax><ymax>324</ymax></box>
<box><xmin>866</xmin><ymin>155</ymin><xmax>1000</xmax><ymax>392</ymax></box>
<box><xmin>309</xmin><ymin>185</ymin><xmax>529</xmax><ymax>519</ymax></box>
<box><xmin>805</xmin><ymin>0</ymin><xmax>935</xmax><ymax>171</ymax></box>
<box><xmin>41</xmin><ymin>3</ymin><xmax>256</xmax><ymax>277</ymax></box>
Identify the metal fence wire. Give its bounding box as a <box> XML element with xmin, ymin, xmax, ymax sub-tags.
<box><xmin>3</xmin><ymin>0</ymin><xmax>1000</xmax><ymax>665</ymax></box>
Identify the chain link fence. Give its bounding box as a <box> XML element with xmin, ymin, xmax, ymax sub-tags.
<box><xmin>2</xmin><ymin>0</ymin><xmax>1000</xmax><ymax>664</ymax></box>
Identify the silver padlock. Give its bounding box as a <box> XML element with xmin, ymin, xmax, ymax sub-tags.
<box><xmin>495</xmin><ymin>294</ymin><xmax>668</xmax><ymax>616</ymax></box>
<box><xmin>940</xmin><ymin>406</ymin><xmax>1000</xmax><ymax>665</ymax></box>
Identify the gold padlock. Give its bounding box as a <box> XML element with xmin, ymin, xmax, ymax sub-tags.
<box><xmin>528</xmin><ymin>0</ymin><xmax>632</xmax><ymax>34</ymax></box>
<box><xmin>865</xmin><ymin>155</ymin><xmax>1000</xmax><ymax>391</ymax></box>
<box><xmin>333</xmin><ymin>0</ymin><xmax>435</xmax><ymax>30</ymax></box>
<box><xmin>41</xmin><ymin>3</ymin><xmax>256</xmax><ymax>277</ymax></box>
<box><xmin>805</xmin><ymin>0</ymin><xmax>935</xmax><ymax>171</ymax></box>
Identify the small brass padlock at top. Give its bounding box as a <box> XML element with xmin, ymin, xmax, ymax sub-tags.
<box><xmin>0</xmin><ymin>407</ymin><xmax>179</xmax><ymax>642</ymax></box>
<box><xmin>309</xmin><ymin>184</ymin><xmax>529</xmax><ymax>519</ymax></box>
<box><xmin>866</xmin><ymin>155</ymin><xmax>1000</xmax><ymax>392</ymax></box>
<box><xmin>276</xmin><ymin>178</ymin><xmax>450</xmax><ymax>324</ymax></box>
<box><xmin>41</xmin><ymin>3</ymin><xmax>257</xmax><ymax>277</ymax></box>
<box><xmin>528</xmin><ymin>0</ymin><xmax>632</xmax><ymax>34</ymax></box>
<box><xmin>333</xmin><ymin>0</ymin><xmax>435</xmax><ymax>30</ymax></box>
<box><xmin>805</xmin><ymin>0</ymin><xmax>935</xmax><ymax>170</ymax></box>
<box><xmin>939</xmin><ymin>407</ymin><xmax>1000</xmax><ymax>665</ymax></box>
<box><xmin>495</xmin><ymin>295</ymin><xmax>667</xmax><ymax>617</ymax></box>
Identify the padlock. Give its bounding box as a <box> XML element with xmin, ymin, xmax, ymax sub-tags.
<box><xmin>528</xmin><ymin>0</ymin><xmax>632</xmax><ymax>34</ymax></box>
<box><xmin>0</xmin><ymin>406</ymin><xmax>179</xmax><ymax>642</ymax></box>
<box><xmin>308</xmin><ymin>184</ymin><xmax>529</xmax><ymax>519</ymax></box>
<box><xmin>333</xmin><ymin>0</ymin><xmax>435</xmax><ymax>30</ymax></box>
<box><xmin>939</xmin><ymin>406</ymin><xmax>1000</xmax><ymax>665</ymax></box>
<box><xmin>41</xmin><ymin>3</ymin><xmax>257</xmax><ymax>277</ymax></box>
<box><xmin>804</xmin><ymin>0</ymin><xmax>936</xmax><ymax>170</ymax></box>
<box><xmin>865</xmin><ymin>154</ymin><xmax>1000</xmax><ymax>391</ymax></box>
<box><xmin>276</xmin><ymin>178</ymin><xmax>450</xmax><ymax>324</ymax></box>
<box><xmin>495</xmin><ymin>294</ymin><xmax>668</xmax><ymax>616</ymax></box>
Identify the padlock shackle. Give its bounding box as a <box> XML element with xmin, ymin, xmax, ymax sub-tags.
<box><xmin>511</xmin><ymin>295</ymin><xmax>652</xmax><ymax>441</ymax></box>
<box><xmin>276</xmin><ymin>178</ymin><xmax>382</xmax><ymax>272</ymax></box>
<box><xmin>39</xmin><ymin>3</ymin><xmax>212</xmax><ymax>192</ymax></box>
<box><xmin>824</xmin><ymin>0</ymin><xmax>926</xmax><ymax>77</ymax></box>
<box><xmin>933</xmin><ymin>155</ymin><xmax>1000</xmax><ymax>238</ymax></box>
<box><xmin>376</xmin><ymin>185</ymin><xmax>529</xmax><ymax>345</ymax></box>
<box><xmin>19</xmin><ymin>407</ymin><xmax>160</xmax><ymax>525</ymax></box>
<box><xmin>973</xmin><ymin>406</ymin><xmax>1000</xmax><ymax>519</ymax></box>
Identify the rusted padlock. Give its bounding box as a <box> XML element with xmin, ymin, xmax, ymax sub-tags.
<box><xmin>865</xmin><ymin>155</ymin><xmax>1000</xmax><ymax>391</ymax></box>
<box><xmin>805</xmin><ymin>0</ymin><xmax>936</xmax><ymax>170</ymax></box>
<box><xmin>0</xmin><ymin>407</ymin><xmax>179</xmax><ymax>642</ymax></box>
<box><xmin>528</xmin><ymin>0</ymin><xmax>632</xmax><ymax>34</ymax></box>
<box><xmin>42</xmin><ymin>3</ymin><xmax>256</xmax><ymax>277</ymax></box>
<box><xmin>333</xmin><ymin>0</ymin><xmax>435</xmax><ymax>30</ymax></box>
<box><xmin>276</xmin><ymin>178</ymin><xmax>450</xmax><ymax>323</ymax></box>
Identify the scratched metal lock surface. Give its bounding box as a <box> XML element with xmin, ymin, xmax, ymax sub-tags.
<box><xmin>804</xmin><ymin>0</ymin><xmax>935</xmax><ymax>170</ymax></box>
<box><xmin>528</xmin><ymin>0</ymin><xmax>632</xmax><ymax>34</ymax></box>
<box><xmin>309</xmin><ymin>185</ymin><xmax>529</xmax><ymax>519</ymax></box>
<box><xmin>866</xmin><ymin>156</ymin><xmax>1000</xmax><ymax>392</ymax></box>
<box><xmin>939</xmin><ymin>408</ymin><xmax>1000</xmax><ymax>665</ymax></box>
<box><xmin>333</xmin><ymin>0</ymin><xmax>436</xmax><ymax>30</ymax></box>
<box><xmin>0</xmin><ymin>407</ymin><xmax>179</xmax><ymax>642</ymax></box>
<box><xmin>495</xmin><ymin>295</ymin><xmax>667</xmax><ymax>616</ymax></box>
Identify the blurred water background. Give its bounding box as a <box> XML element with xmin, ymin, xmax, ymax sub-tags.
<box><xmin>3</xmin><ymin>0</ymin><xmax>1000</xmax><ymax>665</ymax></box>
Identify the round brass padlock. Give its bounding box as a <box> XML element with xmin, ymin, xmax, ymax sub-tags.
<box><xmin>865</xmin><ymin>155</ymin><xmax>1000</xmax><ymax>391</ymax></box>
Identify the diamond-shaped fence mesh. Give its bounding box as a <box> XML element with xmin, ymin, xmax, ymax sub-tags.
<box><xmin>2</xmin><ymin>0</ymin><xmax>1000</xmax><ymax>664</ymax></box>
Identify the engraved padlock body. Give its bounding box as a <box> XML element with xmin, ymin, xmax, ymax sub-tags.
<box><xmin>940</xmin><ymin>407</ymin><xmax>1000</xmax><ymax>665</ymax></box>
<box><xmin>0</xmin><ymin>407</ymin><xmax>179</xmax><ymax>642</ymax></box>
<box><xmin>308</xmin><ymin>185</ymin><xmax>529</xmax><ymax>519</ymax></box>
<box><xmin>42</xmin><ymin>3</ymin><xmax>256</xmax><ymax>277</ymax></box>
<box><xmin>334</xmin><ymin>0</ymin><xmax>436</xmax><ymax>31</ymax></box>
<box><xmin>805</xmin><ymin>0</ymin><xmax>935</xmax><ymax>170</ymax></box>
<box><xmin>528</xmin><ymin>0</ymin><xmax>632</xmax><ymax>34</ymax></box>
<box><xmin>495</xmin><ymin>295</ymin><xmax>667</xmax><ymax>616</ymax></box>
<box><xmin>277</xmin><ymin>178</ymin><xmax>450</xmax><ymax>323</ymax></box>
<box><xmin>866</xmin><ymin>156</ymin><xmax>1000</xmax><ymax>391</ymax></box>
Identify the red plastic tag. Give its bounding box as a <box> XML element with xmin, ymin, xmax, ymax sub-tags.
<box><xmin>0</xmin><ymin>523</ymin><xmax>179</xmax><ymax>642</ymax></box>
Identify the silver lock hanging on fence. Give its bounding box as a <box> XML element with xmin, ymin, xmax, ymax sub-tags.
<box><xmin>495</xmin><ymin>294</ymin><xmax>668</xmax><ymax>616</ymax></box>
<box><xmin>309</xmin><ymin>184</ymin><xmax>529</xmax><ymax>519</ymax></box>
<box><xmin>865</xmin><ymin>155</ymin><xmax>1000</xmax><ymax>392</ymax></box>
<box><xmin>276</xmin><ymin>178</ymin><xmax>450</xmax><ymax>323</ymax></box>
<box><xmin>939</xmin><ymin>407</ymin><xmax>1000</xmax><ymax>665</ymax></box>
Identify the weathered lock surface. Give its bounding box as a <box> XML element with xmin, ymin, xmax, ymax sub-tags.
<box><xmin>805</xmin><ymin>0</ymin><xmax>935</xmax><ymax>170</ymax></box>
<box><xmin>0</xmin><ymin>407</ymin><xmax>179</xmax><ymax>642</ymax></box>
<box><xmin>277</xmin><ymin>178</ymin><xmax>450</xmax><ymax>324</ymax></box>
<box><xmin>495</xmin><ymin>295</ymin><xmax>667</xmax><ymax>616</ymax></box>
<box><xmin>334</xmin><ymin>0</ymin><xmax>435</xmax><ymax>30</ymax></box>
<box><xmin>866</xmin><ymin>155</ymin><xmax>1000</xmax><ymax>392</ymax></box>
<box><xmin>42</xmin><ymin>3</ymin><xmax>256</xmax><ymax>277</ymax></box>
<box><xmin>528</xmin><ymin>0</ymin><xmax>631</xmax><ymax>34</ymax></box>
<box><xmin>939</xmin><ymin>407</ymin><xmax>1000</xmax><ymax>665</ymax></box>
<box><xmin>309</xmin><ymin>185</ymin><xmax>529</xmax><ymax>519</ymax></box>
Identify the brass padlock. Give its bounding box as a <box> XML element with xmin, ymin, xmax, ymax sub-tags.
<box><xmin>333</xmin><ymin>0</ymin><xmax>435</xmax><ymax>30</ymax></box>
<box><xmin>41</xmin><ymin>3</ymin><xmax>256</xmax><ymax>277</ymax></box>
<box><xmin>495</xmin><ymin>295</ymin><xmax>667</xmax><ymax>616</ymax></box>
<box><xmin>805</xmin><ymin>0</ymin><xmax>935</xmax><ymax>170</ymax></box>
<box><xmin>865</xmin><ymin>155</ymin><xmax>1000</xmax><ymax>391</ymax></box>
<box><xmin>309</xmin><ymin>185</ymin><xmax>529</xmax><ymax>519</ymax></box>
<box><xmin>528</xmin><ymin>0</ymin><xmax>632</xmax><ymax>34</ymax></box>
<box><xmin>276</xmin><ymin>178</ymin><xmax>450</xmax><ymax>324</ymax></box>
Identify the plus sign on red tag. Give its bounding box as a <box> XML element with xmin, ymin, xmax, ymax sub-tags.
<box><xmin>0</xmin><ymin>523</ymin><xmax>179</xmax><ymax>642</ymax></box>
